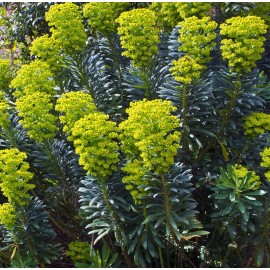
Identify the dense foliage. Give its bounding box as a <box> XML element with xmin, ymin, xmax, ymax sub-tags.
<box><xmin>0</xmin><ymin>2</ymin><xmax>270</xmax><ymax>268</ymax></box>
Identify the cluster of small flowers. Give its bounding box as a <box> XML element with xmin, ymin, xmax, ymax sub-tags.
<box><xmin>260</xmin><ymin>147</ymin><xmax>270</xmax><ymax>182</ymax></box>
<box><xmin>175</xmin><ymin>2</ymin><xmax>211</xmax><ymax>19</ymax></box>
<box><xmin>150</xmin><ymin>3</ymin><xmax>181</xmax><ymax>30</ymax></box>
<box><xmin>71</xmin><ymin>112</ymin><xmax>120</xmax><ymax>179</ymax></box>
<box><xmin>150</xmin><ymin>3</ymin><xmax>211</xmax><ymax>31</ymax></box>
<box><xmin>119</xmin><ymin>99</ymin><xmax>180</xmax><ymax>203</ymax></box>
<box><xmin>0</xmin><ymin>149</ymin><xmax>35</xmax><ymax>206</ymax></box>
<box><xmin>45</xmin><ymin>2</ymin><xmax>87</xmax><ymax>55</ymax></box>
<box><xmin>55</xmin><ymin>91</ymin><xmax>96</xmax><ymax>140</ymax></box>
<box><xmin>170</xmin><ymin>55</ymin><xmax>204</xmax><ymax>85</ymax></box>
<box><xmin>170</xmin><ymin>16</ymin><xmax>217</xmax><ymax>85</ymax></box>
<box><xmin>121</xmin><ymin>159</ymin><xmax>149</xmax><ymax>203</ymax></box>
<box><xmin>0</xmin><ymin>203</ymin><xmax>16</xmax><ymax>230</ymax></box>
<box><xmin>83</xmin><ymin>2</ymin><xmax>130</xmax><ymax>34</ymax></box>
<box><xmin>116</xmin><ymin>8</ymin><xmax>160</xmax><ymax>69</ymax></box>
<box><xmin>0</xmin><ymin>92</ymin><xmax>10</xmax><ymax>129</ymax></box>
<box><xmin>29</xmin><ymin>34</ymin><xmax>63</xmax><ymax>72</ymax></box>
<box><xmin>10</xmin><ymin>59</ymin><xmax>56</xmax><ymax>98</ymax></box>
<box><xmin>220</xmin><ymin>16</ymin><xmax>267</xmax><ymax>73</ymax></box>
<box><xmin>66</xmin><ymin>240</ymin><xmax>90</xmax><ymax>263</ymax></box>
<box><xmin>0</xmin><ymin>59</ymin><xmax>13</xmax><ymax>93</ymax></box>
<box><xmin>10</xmin><ymin>59</ymin><xmax>58</xmax><ymax>142</ymax></box>
<box><xmin>244</xmin><ymin>112</ymin><xmax>270</xmax><ymax>137</ymax></box>
<box><xmin>15</xmin><ymin>93</ymin><xmax>58</xmax><ymax>142</ymax></box>
<box><xmin>30</xmin><ymin>3</ymin><xmax>87</xmax><ymax>71</ymax></box>
<box><xmin>232</xmin><ymin>164</ymin><xmax>261</xmax><ymax>190</ymax></box>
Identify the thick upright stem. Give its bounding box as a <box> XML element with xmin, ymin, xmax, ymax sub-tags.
<box><xmin>140</xmin><ymin>69</ymin><xmax>151</xmax><ymax>100</ymax></box>
<box><xmin>100</xmin><ymin>180</ymin><xmax>132</xmax><ymax>267</ymax></box>
<box><xmin>181</xmin><ymin>85</ymin><xmax>189</xmax><ymax>151</ymax></box>
<box><xmin>218</xmin><ymin>78</ymin><xmax>241</xmax><ymax>138</ymax></box>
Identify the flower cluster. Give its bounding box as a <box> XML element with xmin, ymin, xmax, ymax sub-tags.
<box><xmin>175</xmin><ymin>2</ymin><xmax>211</xmax><ymax>19</ymax></box>
<box><xmin>232</xmin><ymin>164</ymin><xmax>261</xmax><ymax>190</ymax></box>
<box><xmin>15</xmin><ymin>93</ymin><xmax>58</xmax><ymax>142</ymax></box>
<box><xmin>66</xmin><ymin>240</ymin><xmax>90</xmax><ymax>263</ymax></box>
<box><xmin>170</xmin><ymin>55</ymin><xmax>204</xmax><ymax>85</ymax></box>
<box><xmin>116</xmin><ymin>8</ymin><xmax>159</xmax><ymax>69</ymax></box>
<box><xmin>0</xmin><ymin>148</ymin><xmax>34</xmax><ymax>206</ymax></box>
<box><xmin>9</xmin><ymin>59</ymin><xmax>56</xmax><ymax>98</ymax></box>
<box><xmin>121</xmin><ymin>159</ymin><xmax>149</xmax><ymax>204</ymax></box>
<box><xmin>220</xmin><ymin>16</ymin><xmax>267</xmax><ymax>73</ymax></box>
<box><xmin>119</xmin><ymin>99</ymin><xmax>180</xmax><ymax>203</ymax></box>
<box><xmin>45</xmin><ymin>3</ymin><xmax>87</xmax><ymax>55</ymax></box>
<box><xmin>0</xmin><ymin>59</ymin><xmax>13</xmax><ymax>93</ymax></box>
<box><xmin>260</xmin><ymin>147</ymin><xmax>270</xmax><ymax>182</ymax></box>
<box><xmin>29</xmin><ymin>34</ymin><xmax>63</xmax><ymax>72</ymax></box>
<box><xmin>83</xmin><ymin>2</ymin><xmax>130</xmax><ymax>34</ymax></box>
<box><xmin>150</xmin><ymin>3</ymin><xmax>181</xmax><ymax>30</ymax></box>
<box><xmin>0</xmin><ymin>203</ymin><xmax>16</xmax><ymax>230</ymax></box>
<box><xmin>244</xmin><ymin>112</ymin><xmax>270</xmax><ymax>137</ymax></box>
<box><xmin>55</xmin><ymin>91</ymin><xmax>96</xmax><ymax>140</ymax></box>
<box><xmin>0</xmin><ymin>92</ymin><xmax>10</xmax><ymax>129</ymax></box>
<box><xmin>171</xmin><ymin>16</ymin><xmax>217</xmax><ymax>84</ymax></box>
<box><xmin>71</xmin><ymin>112</ymin><xmax>119</xmax><ymax>179</ymax></box>
<box><xmin>178</xmin><ymin>16</ymin><xmax>218</xmax><ymax>65</ymax></box>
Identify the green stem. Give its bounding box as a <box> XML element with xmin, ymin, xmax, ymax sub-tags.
<box><xmin>158</xmin><ymin>246</ymin><xmax>164</xmax><ymax>268</ymax></box>
<box><xmin>43</xmin><ymin>139</ymin><xmax>70</xmax><ymax>190</ymax></box>
<box><xmin>3</xmin><ymin>126</ymin><xmax>18</xmax><ymax>148</ymax></box>
<box><xmin>100</xmin><ymin>180</ymin><xmax>132</xmax><ymax>267</ymax></box>
<box><xmin>181</xmin><ymin>85</ymin><xmax>189</xmax><ymax>151</ymax></box>
<box><xmin>218</xmin><ymin>77</ymin><xmax>242</xmax><ymax>138</ymax></box>
<box><xmin>140</xmin><ymin>69</ymin><xmax>151</xmax><ymax>100</ymax></box>
<box><xmin>107</xmin><ymin>35</ymin><xmax>124</xmax><ymax>84</ymax></box>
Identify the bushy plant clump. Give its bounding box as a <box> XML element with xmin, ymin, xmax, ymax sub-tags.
<box><xmin>0</xmin><ymin>2</ymin><xmax>270</xmax><ymax>268</ymax></box>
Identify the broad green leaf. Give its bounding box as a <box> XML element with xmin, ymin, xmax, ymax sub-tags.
<box><xmin>256</xmin><ymin>246</ymin><xmax>265</xmax><ymax>267</ymax></box>
<box><xmin>237</xmin><ymin>199</ymin><xmax>246</xmax><ymax>213</ymax></box>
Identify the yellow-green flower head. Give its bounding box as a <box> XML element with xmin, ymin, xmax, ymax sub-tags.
<box><xmin>119</xmin><ymin>99</ymin><xmax>180</xmax><ymax>203</ymax></box>
<box><xmin>0</xmin><ymin>92</ymin><xmax>10</xmax><ymax>129</ymax></box>
<box><xmin>66</xmin><ymin>240</ymin><xmax>90</xmax><ymax>264</ymax></box>
<box><xmin>0</xmin><ymin>203</ymin><xmax>16</xmax><ymax>230</ymax></box>
<box><xmin>0</xmin><ymin>59</ymin><xmax>13</xmax><ymax>94</ymax></box>
<box><xmin>116</xmin><ymin>8</ymin><xmax>160</xmax><ymax>69</ymax></box>
<box><xmin>220</xmin><ymin>16</ymin><xmax>267</xmax><ymax>73</ymax></box>
<box><xmin>232</xmin><ymin>164</ymin><xmax>261</xmax><ymax>190</ymax></box>
<box><xmin>244</xmin><ymin>112</ymin><xmax>270</xmax><ymax>137</ymax></box>
<box><xmin>175</xmin><ymin>2</ymin><xmax>211</xmax><ymax>19</ymax></box>
<box><xmin>260</xmin><ymin>147</ymin><xmax>270</xmax><ymax>182</ymax></box>
<box><xmin>29</xmin><ymin>34</ymin><xmax>62</xmax><ymax>72</ymax></box>
<box><xmin>150</xmin><ymin>3</ymin><xmax>181</xmax><ymax>30</ymax></box>
<box><xmin>0</xmin><ymin>148</ymin><xmax>34</xmax><ymax>206</ymax></box>
<box><xmin>121</xmin><ymin>159</ymin><xmax>149</xmax><ymax>204</ymax></box>
<box><xmin>170</xmin><ymin>55</ymin><xmax>204</xmax><ymax>85</ymax></box>
<box><xmin>120</xmin><ymin>99</ymin><xmax>180</xmax><ymax>174</ymax></box>
<box><xmin>45</xmin><ymin>3</ymin><xmax>87</xmax><ymax>55</ymax></box>
<box><xmin>15</xmin><ymin>93</ymin><xmax>58</xmax><ymax>142</ymax></box>
<box><xmin>178</xmin><ymin>16</ymin><xmax>218</xmax><ymax>66</ymax></box>
<box><xmin>71</xmin><ymin>112</ymin><xmax>119</xmax><ymax>179</ymax></box>
<box><xmin>83</xmin><ymin>2</ymin><xmax>131</xmax><ymax>34</ymax></box>
<box><xmin>55</xmin><ymin>91</ymin><xmax>96</xmax><ymax>140</ymax></box>
<box><xmin>10</xmin><ymin>59</ymin><xmax>56</xmax><ymax>98</ymax></box>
